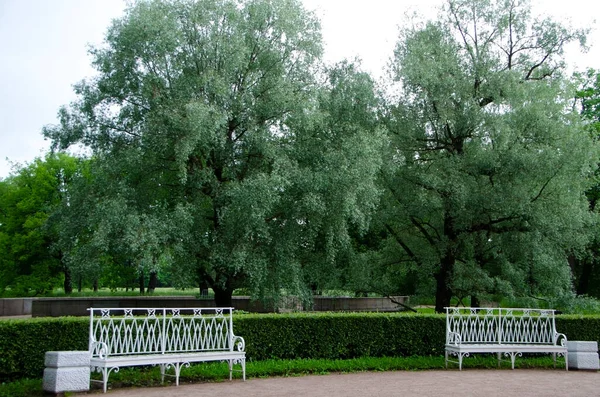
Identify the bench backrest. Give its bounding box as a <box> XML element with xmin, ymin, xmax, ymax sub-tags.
<box><xmin>445</xmin><ymin>307</ymin><xmax>558</xmax><ymax>345</ymax></box>
<box><xmin>88</xmin><ymin>307</ymin><xmax>235</xmax><ymax>358</ymax></box>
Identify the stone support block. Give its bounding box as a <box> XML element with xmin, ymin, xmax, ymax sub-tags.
<box><xmin>567</xmin><ymin>341</ymin><xmax>598</xmax><ymax>353</ymax></box>
<box><xmin>45</xmin><ymin>351</ymin><xmax>90</xmax><ymax>367</ymax></box>
<box><xmin>43</xmin><ymin>367</ymin><xmax>90</xmax><ymax>393</ymax></box>
<box><xmin>567</xmin><ymin>341</ymin><xmax>599</xmax><ymax>371</ymax></box>
<box><xmin>43</xmin><ymin>351</ymin><xmax>90</xmax><ymax>393</ymax></box>
<box><xmin>568</xmin><ymin>352</ymin><xmax>600</xmax><ymax>370</ymax></box>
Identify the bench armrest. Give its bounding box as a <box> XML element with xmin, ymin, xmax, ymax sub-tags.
<box><xmin>232</xmin><ymin>334</ymin><xmax>246</xmax><ymax>352</ymax></box>
<box><xmin>447</xmin><ymin>331</ymin><xmax>462</xmax><ymax>345</ymax></box>
<box><xmin>554</xmin><ymin>332</ymin><xmax>567</xmax><ymax>347</ymax></box>
<box><xmin>90</xmin><ymin>341</ymin><xmax>110</xmax><ymax>359</ymax></box>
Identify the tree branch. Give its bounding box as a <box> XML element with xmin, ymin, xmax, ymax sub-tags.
<box><xmin>530</xmin><ymin>166</ymin><xmax>562</xmax><ymax>203</ymax></box>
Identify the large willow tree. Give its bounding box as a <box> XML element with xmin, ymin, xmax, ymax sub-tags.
<box><xmin>44</xmin><ymin>0</ymin><xmax>383</xmax><ymax>304</ymax></box>
<box><xmin>381</xmin><ymin>0</ymin><xmax>598</xmax><ymax>311</ymax></box>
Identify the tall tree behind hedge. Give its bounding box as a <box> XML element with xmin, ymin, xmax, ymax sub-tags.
<box><xmin>570</xmin><ymin>69</ymin><xmax>600</xmax><ymax>297</ymax></box>
<box><xmin>44</xmin><ymin>0</ymin><xmax>383</xmax><ymax>304</ymax></box>
<box><xmin>0</xmin><ymin>153</ymin><xmax>80</xmax><ymax>295</ymax></box>
<box><xmin>380</xmin><ymin>0</ymin><xmax>598</xmax><ymax>312</ymax></box>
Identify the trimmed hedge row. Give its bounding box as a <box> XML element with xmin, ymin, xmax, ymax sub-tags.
<box><xmin>0</xmin><ymin>318</ymin><xmax>88</xmax><ymax>381</ymax></box>
<box><xmin>1</xmin><ymin>313</ymin><xmax>599</xmax><ymax>381</ymax></box>
<box><xmin>240</xmin><ymin>313</ymin><xmax>445</xmax><ymax>360</ymax></box>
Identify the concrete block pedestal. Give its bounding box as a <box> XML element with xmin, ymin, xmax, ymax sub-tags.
<box><xmin>567</xmin><ymin>341</ymin><xmax>599</xmax><ymax>371</ymax></box>
<box><xmin>43</xmin><ymin>351</ymin><xmax>90</xmax><ymax>394</ymax></box>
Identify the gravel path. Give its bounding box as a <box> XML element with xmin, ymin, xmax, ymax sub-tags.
<box><xmin>97</xmin><ymin>369</ymin><xmax>599</xmax><ymax>397</ymax></box>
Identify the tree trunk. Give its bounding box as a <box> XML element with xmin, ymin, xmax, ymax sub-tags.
<box><xmin>63</xmin><ymin>266</ymin><xmax>73</xmax><ymax>295</ymax></box>
<box><xmin>576</xmin><ymin>260</ymin><xmax>594</xmax><ymax>296</ymax></box>
<box><xmin>147</xmin><ymin>271</ymin><xmax>158</xmax><ymax>293</ymax></box>
<box><xmin>198</xmin><ymin>279</ymin><xmax>210</xmax><ymax>297</ymax></box>
<box><xmin>93</xmin><ymin>279</ymin><xmax>98</xmax><ymax>292</ymax></box>
<box><xmin>77</xmin><ymin>276</ymin><xmax>82</xmax><ymax>293</ymax></box>
<box><xmin>139</xmin><ymin>271</ymin><xmax>145</xmax><ymax>294</ymax></box>
<box><xmin>470</xmin><ymin>295</ymin><xmax>480</xmax><ymax>308</ymax></box>
<box><xmin>435</xmin><ymin>213</ymin><xmax>456</xmax><ymax>313</ymax></box>
<box><xmin>434</xmin><ymin>262</ymin><xmax>453</xmax><ymax>313</ymax></box>
<box><xmin>310</xmin><ymin>283</ymin><xmax>321</xmax><ymax>296</ymax></box>
<box><xmin>213</xmin><ymin>286</ymin><xmax>233</xmax><ymax>307</ymax></box>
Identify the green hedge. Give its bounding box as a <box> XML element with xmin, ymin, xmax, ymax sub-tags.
<box><xmin>239</xmin><ymin>313</ymin><xmax>445</xmax><ymax>360</ymax></box>
<box><xmin>556</xmin><ymin>315</ymin><xmax>600</xmax><ymax>343</ymax></box>
<box><xmin>1</xmin><ymin>313</ymin><xmax>599</xmax><ymax>381</ymax></box>
<box><xmin>0</xmin><ymin>318</ymin><xmax>88</xmax><ymax>381</ymax></box>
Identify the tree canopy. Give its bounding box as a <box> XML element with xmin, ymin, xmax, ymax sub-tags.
<box><xmin>0</xmin><ymin>153</ymin><xmax>81</xmax><ymax>295</ymax></box>
<box><xmin>0</xmin><ymin>0</ymin><xmax>596</xmax><ymax>313</ymax></box>
<box><xmin>43</xmin><ymin>0</ymin><xmax>383</xmax><ymax>305</ymax></box>
<box><xmin>374</xmin><ymin>0</ymin><xmax>598</xmax><ymax>311</ymax></box>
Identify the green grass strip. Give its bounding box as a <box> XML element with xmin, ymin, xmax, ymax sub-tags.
<box><xmin>0</xmin><ymin>355</ymin><xmax>560</xmax><ymax>396</ymax></box>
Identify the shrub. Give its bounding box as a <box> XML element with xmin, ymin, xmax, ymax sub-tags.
<box><xmin>556</xmin><ymin>315</ymin><xmax>600</xmax><ymax>343</ymax></box>
<box><xmin>1</xmin><ymin>312</ymin><xmax>600</xmax><ymax>381</ymax></box>
<box><xmin>0</xmin><ymin>317</ymin><xmax>87</xmax><ymax>381</ymax></box>
<box><xmin>236</xmin><ymin>313</ymin><xmax>445</xmax><ymax>360</ymax></box>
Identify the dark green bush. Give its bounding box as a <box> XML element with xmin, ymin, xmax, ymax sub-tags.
<box><xmin>1</xmin><ymin>312</ymin><xmax>599</xmax><ymax>382</ymax></box>
<box><xmin>237</xmin><ymin>313</ymin><xmax>445</xmax><ymax>360</ymax></box>
<box><xmin>556</xmin><ymin>315</ymin><xmax>600</xmax><ymax>343</ymax></box>
<box><xmin>0</xmin><ymin>317</ymin><xmax>88</xmax><ymax>381</ymax></box>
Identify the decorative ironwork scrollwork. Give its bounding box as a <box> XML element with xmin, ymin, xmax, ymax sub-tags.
<box><xmin>233</xmin><ymin>335</ymin><xmax>246</xmax><ymax>352</ymax></box>
<box><xmin>555</xmin><ymin>332</ymin><xmax>568</xmax><ymax>346</ymax></box>
<box><xmin>92</xmin><ymin>341</ymin><xmax>110</xmax><ymax>359</ymax></box>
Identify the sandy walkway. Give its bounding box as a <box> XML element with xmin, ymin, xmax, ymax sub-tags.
<box><xmin>97</xmin><ymin>369</ymin><xmax>599</xmax><ymax>397</ymax></box>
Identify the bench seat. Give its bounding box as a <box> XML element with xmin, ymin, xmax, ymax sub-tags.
<box><xmin>446</xmin><ymin>344</ymin><xmax>568</xmax><ymax>354</ymax></box>
<box><xmin>91</xmin><ymin>350</ymin><xmax>245</xmax><ymax>369</ymax></box>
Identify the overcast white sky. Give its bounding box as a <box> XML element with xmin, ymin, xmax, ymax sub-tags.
<box><xmin>0</xmin><ymin>0</ymin><xmax>598</xmax><ymax>179</ymax></box>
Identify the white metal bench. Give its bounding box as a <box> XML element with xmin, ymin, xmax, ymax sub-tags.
<box><xmin>445</xmin><ymin>307</ymin><xmax>567</xmax><ymax>370</ymax></box>
<box><xmin>88</xmin><ymin>307</ymin><xmax>245</xmax><ymax>393</ymax></box>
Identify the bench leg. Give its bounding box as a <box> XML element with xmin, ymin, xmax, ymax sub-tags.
<box><xmin>175</xmin><ymin>363</ymin><xmax>182</xmax><ymax>386</ymax></box>
<box><xmin>445</xmin><ymin>351</ymin><xmax>448</xmax><ymax>369</ymax></box>
<box><xmin>231</xmin><ymin>357</ymin><xmax>246</xmax><ymax>380</ymax></box>
<box><xmin>174</xmin><ymin>362</ymin><xmax>190</xmax><ymax>386</ymax></box>
<box><xmin>102</xmin><ymin>368</ymin><xmax>108</xmax><ymax>394</ymax></box>
<box><xmin>559</xmin><ymin>352</ymin><xmax>568</xmax><ymax>371</ymax></box>
<box><xmin>98</xmin><ymin>366</ymin><xmax>119</xmax><ymax>393</ymax></box>
<box><xmin>497</xmin><ymin>352</ymin><xmax>501</xmax><ymax>368</ymax></box>
<box><xmin>505</xmin><ymin>352</ymin><xmax>522</xmax><ymax>369</ymax></box>
<box><xmin>159</xmin><ymin>364</ymin><xmax>166</xmax><ymax>384</ymax></box>
<box><xmin>161</xmin><ymin>362</ymin><xmax>190</xmax><ymax>386</ymax></box>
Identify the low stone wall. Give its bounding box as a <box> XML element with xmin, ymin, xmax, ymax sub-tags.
<box><xmin>313</xmin><ymin>296</ymin><xmax>407</xmax><ymax>311</ymax></box>
<box><xmin>0</xmin><ymin>298</ymin><xmax>34</xmax><ymax>316</ymax></box>
<box><xmin>28</xmin><ymin>295</ymin><xmax>408</xmax><ymax>317</ymax></box>
<box><xmin>32</xmin><ymin>296</ymin><xmax>221</xmax><ymax>317</ymax></box>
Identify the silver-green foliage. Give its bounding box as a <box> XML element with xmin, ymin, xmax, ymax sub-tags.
<box><xmin>44</xmin><ymin>0</ymin><xmax>383</xmax><ymax>303</ymax></box>
<box><xmin>378</xmin><ymin>0</ymin><xmax>598</xmax><ymax>310</ymax></box>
